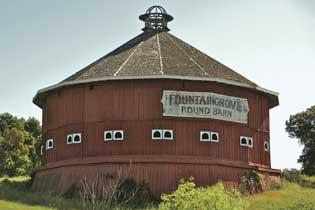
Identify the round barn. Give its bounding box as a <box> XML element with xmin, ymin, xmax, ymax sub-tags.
<box><xmin>32</xmin><ymin>6</ymin><xmax>281</xmax><ymax>196</ymax></box>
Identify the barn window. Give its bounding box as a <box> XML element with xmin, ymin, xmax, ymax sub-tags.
<box><xmin>163</xmin><ymin>130</ymin><xmax>173</xmax><ymax>140</ymax></box>
<box><xmin>67</xmin><ymin>134</ymin><xmax>73</xmax><ymax>144</ymax></box>
<box><xmin>73</xmin><ymin>133</ymin><xmax>82</xmax><ymax>144</ymax></box>
<box><xmin>240</xmin><ymin>136</ymin><xmax>253</xmax><ymax>147</ymax></box>
<box><xmin>240</xmin><ymin>136</ymin><xmax>248</xmax><ymax>146</ymax></box>
<box><xmin>264</xmin><ymin>141</ymin><xmax>270</xmax><ymax>151</ymax></box>
<box><xmin>46</xmin><ymin>139</ymin><xmax>53</xmax><ymax>150</ymax></box>
<box><xmin>113</xmin><ymin>130</ymin><xmax>124</xmax><ymax>140</ymax></box>
<box><xmin>248</xmin><ymin>137</ymin><xmax>253</xmax><ymax>148</ymax></box>
<box><xmin>211</xmin><ymin>132</ymin><xmax>219</xmax><ymax>142</ymax></box>
<box><xmin>104</xmin><ymin>131</ymin><xmax>113</xmax><ymax>141</ymax></box>
<box><xmin>40</xmin><ymin>145</ymin><xmax>44</xmax><ymax>155</ymax></box>
<box><xmin>200</xmin><ymin>131</ymin><xmax>210</xmax><ymax>141</ymax></box>
<box><xmin>152</xmin><ymin>129</ymin><xmax>163</xmax><ymax>140</ymax></box>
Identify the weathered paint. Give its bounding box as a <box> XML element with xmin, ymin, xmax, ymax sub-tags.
<box><xmin>161</xmin><ymin>90</ymin><xmax>249</xmax><ymax>123</ymax></box>
<box><xmin>35</xmin><ymin>79</ymin><xmax>279</xmax><ymax>196</ymax></box>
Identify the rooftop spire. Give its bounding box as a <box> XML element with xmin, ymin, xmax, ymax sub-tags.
<box><xmin>139</xmin><ymin>5</ymin><xmax>173</xmax><ymax>32</ymax></box>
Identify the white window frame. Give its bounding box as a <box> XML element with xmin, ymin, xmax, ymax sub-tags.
<box><xmin>240</xmin><ymin>136</ymin><xmax>248</xmax><ymax>147</ymax></box>
<box><xmin>67</xmin><ymin>134</ymin><xmax>73</xmax><ymax>144</ymax></box>
<box><xmin>264</xmin><ymin>141</ymin><xmax>270</xmax><ymax>152</ymax></box>
<box><xmin>248</xmin><ymin>137</ymin><xmax>253</xmax><ymax>148</ymax></box>
<box><xmin>40</xmin><ymin>145</ymin><xmax>44</xmax><ymax>155</ymax></box>
<box><xmin>240</xmin><ymin>136</ymin><xmax>253</xmax><ymax>148</ymax></box>
<box><xmin>73</xmin><ymin>133</ymin><xmax>82</xmax><ymax>144</ymax></box>
<box><xmin>163</xmin><ymin>129</ymin><xmax>173</xmax><ymax>140</ymax></box>
<box><xmin>210</xmin><ymin>132</ymin><xmax>220</xmax><ymax>143</ymax></box>
<box><xmin>104</xmin><ymin>130</ymin><xmax>113</xmax><ymax>141</ymax></box>
<box><xmin>113</xmin><ymin>130</ymin><xmax>124</xmax><ymax>141</ymax></box>
<box><xmin>46</xmin><ymin>139</ymin><xmax>54</xmax><ymax>150</ymax></box>
<box><xmin>200</xmin><ymin>131</ymin><xmax>211</xmax><ymax>142</ymax></box>
<box><xmin>152</xmin><ymin>129</ymin><xmax>163</xmax><ymax>140</ymax></box>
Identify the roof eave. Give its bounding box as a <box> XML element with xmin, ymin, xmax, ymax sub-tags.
<box><xmin>33</xmin><ymin>75</ymin><xmax>279</xmax><ymax>108</ymax></box>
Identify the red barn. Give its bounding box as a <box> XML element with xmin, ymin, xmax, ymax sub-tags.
<box><xmin>32</xmin><ymin>6</ymin><xmax>280</xmax><ymax>196</ymax></box>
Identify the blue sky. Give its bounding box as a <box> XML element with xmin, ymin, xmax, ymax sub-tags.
<box><xmin>1</xmin><ymin>0</ymin><xmax>314</xmax><ymax>170</ymax></box>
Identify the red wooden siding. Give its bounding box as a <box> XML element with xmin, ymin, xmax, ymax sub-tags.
<box><xmin>32</xmin><ymin>158</ymin><xmax>280</xmax><ymax>196</ymax></box>
<box><xmin>41</xmin><ymin>79</ymin><xmax>273</xmax><ymax>180</ymax></box>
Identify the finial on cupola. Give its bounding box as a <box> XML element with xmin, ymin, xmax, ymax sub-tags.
<box><xmin>139</xmin><ymin>5</ymin><xmax>174</xmax><ymax>32</ymax></box>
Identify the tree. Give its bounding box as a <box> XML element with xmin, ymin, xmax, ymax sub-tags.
<box><xmin>285</xmin><ymin>106</ymin><xmax>315</xmax><ymax>175</ymax></box>
<box><xmin>0</xmin><ymin>113</ymin><xmax>24</xmax><ymax>134</ymax></box>
<box><xmin>24</xmin><ymin>117</ymin><xmax>42</xmax><ymax>168</ymax></box>
<box><xmin>0</xmin><ymin>128</ymin><xmax>32</xmax><ymax>176</ymax></box>
<box><xmin>25</xmin><ymin>117</ymin><xmax>41</xmax><ymax>139</ymax></box>
<box><xmin>0</xmin><ymin>113</ymin><xmax>42</xmax><ymax>176</ymax></box>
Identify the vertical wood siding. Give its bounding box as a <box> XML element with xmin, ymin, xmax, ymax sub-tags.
<box><xmin>42</xmin><ymin>79</ymin><xmax>273</xmax><ymax>168</ymax></box>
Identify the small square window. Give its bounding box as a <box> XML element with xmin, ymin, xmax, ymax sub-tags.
<box><xmin>113</xmin><ymin>130</ymin><xmax>124</xmax><ymax>140</ymax></box>
<box><xmin>163</xmin><ymin>130</ymin><xmax>173</xmax><ymax>140</ymax></box>
<box><xmin>67</xmin><ymin>134</ymin><xmax>73</xmax><ymax>144</ymax></box>
<box><xmin>152</xmin><ymin>129</ymin><xmax>163</xmax><ymax>140</ymax></box>
<box><xmin>240</xmin><ymin>136</ymin><xmax>248</xmax><ymax>147</ymax></box>
<box><xmin>248</xmin><ymin>137</ymin><xmax>253</xmax><ymax>148</ymax></box>
<box><xmin>46</xmin><ymin>139</ymin><xmax>53</xmax><ymax>150</ymax></box>
<box><xmin>240</xmin><ymin>136</ymin><xmax>253</xmax><ymax>148</ymax></box>
<box><xmin>210</xmin><ymin>132</ymin><xmax>219</xmax><ymax>142</ymax></box>
<box><xmin>264</xmin><ymin>141</ymin><xmax>270</xmax><ymax>151</ymax></box>
<box><xmin>200</xmin><ymin>131</ymin><xmax>211</xmax><ymax>141</ymax></box>
<box><xmin>104</xmin><ymin>131</ymin><xmax>113</xmax><ymax>141</ymax></box>
<box><xmin>73</xmin><ymin>133</ymin><xmax>82</xmax><ymax>144</ymax></box>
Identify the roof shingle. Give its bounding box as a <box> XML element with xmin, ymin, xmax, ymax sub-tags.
<box><xmin>63</xmin><ymin>31</ymin><xmax>257</xmax><ymax>88</ymax></box>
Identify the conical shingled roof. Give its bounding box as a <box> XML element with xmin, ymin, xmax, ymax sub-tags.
<box><xmin>33</xmin><ymin>6</ymin><xmax>279</xmax><ymax>108</ymax></box>
<box><xmin>63</xmin><ymin>31</ymin><xmax>257</xmax><ymax>88</ymax></box>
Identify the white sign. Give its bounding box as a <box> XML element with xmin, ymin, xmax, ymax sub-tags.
<box><xmin>161</xmin><ymin>90</ymin><xmax>249</xmax><ymax>124</ymax></box>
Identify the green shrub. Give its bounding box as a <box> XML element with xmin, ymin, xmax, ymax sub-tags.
<box><xmin>80</xmin><ymin>173</ymin><xmax>155</xmax><ymax>209</ymax></box>
<box><xmin>267</xmin><ymin>180</ymin><xmax>285</xmax><ymax>191</ymax></box>
<box><xmin>159</xmin><ymin>177</ymin><xmax>248</xmax><ymax>210</ymax></box>
<box><xmin>239</xmin><ymin>170</ymin><xmax>262</xmax><ymax>194</ymax></box>
<box><xmin>282</xmin><ymin>168</ymin><xmax>302</xmax><ymax>183</ymax></box>
<box><xmin>282</xmin><ymin>168</ymin><xmax>315</xmax><ymax>189</ymax></box>
<box><xmin>62</xmin><ymin>184</ymin><xmax>80</xmax><ymax>199</ymax></box>
<box><xmin>115</xmin><ymin>177</ymin><xmax>155</xmax><ymax>207</ymax></box>
<box><xmin>299</xmin><ymin>175</ymin><xmax>315</xmax><ymax>188</ymax></box>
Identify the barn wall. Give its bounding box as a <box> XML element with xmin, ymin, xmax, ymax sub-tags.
<box><xmin>42</xmin><ymin>79</ymin><xmax>272</xmax><ymax>168</ymax></box>
<box><xmin>32</xmin><ymin>160</ymin><xmax>280</xmax><ymax>197</ymax></box>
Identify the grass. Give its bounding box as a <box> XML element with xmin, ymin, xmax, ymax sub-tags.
<box><xmin>0</xmin><ymin>200</ymin><xmax>54</xmax><ymax>210</ymax></box>
<box><xmin>1</xmin><ymin>176</ymin><xmax>315</xmax><ymax>210</ymax></box>
<box><xmin>247</xmin><ymin>182</ymin><xmax>315</xmax><ymax>210</ymax></box>
<box><xmin>0</xmin><ymin>176</ymin><xmax>156</xmax><ymax>210</ymax></box>
<box><xmin>0</xmin><ymin>177</ymin><xmax>80</xmax><ymax>210</ymax></box>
